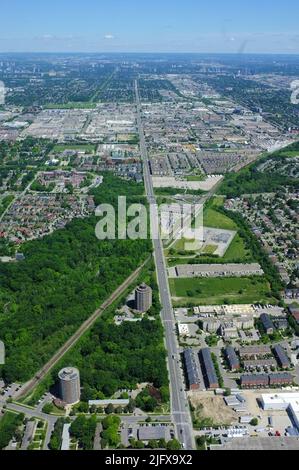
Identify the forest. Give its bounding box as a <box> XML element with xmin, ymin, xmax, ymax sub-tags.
<box><xmin>0</xmin><ymin>174</ymin><xmax>151</xmax><ymax>383</ymax></box>
<box><xmin>0</xmin><ymin>412</ymin><xmax>24</xmax><ymax>450</ymax></box>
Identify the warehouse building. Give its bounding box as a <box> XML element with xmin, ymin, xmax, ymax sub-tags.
<box><xmin>273</xmin><ymin>345</ymin><xmax>291</xmax><ymax>369</ymax></box>
<box><xmin>225</xmin><ymin>346</ymin><xmax>240</xmax><ymax>371</ymax></box>
<box><xmin>183</xmin><ymin>349</ymin><xmax>200</xmax><ymax>391</ymax></box>
<box><xmin>199</xmin><ymin>348</ymin><xmax>219</xmax><ymax>390</ymax></box>
<box><xmin>261</xmin><ymin>393</ymin><xmax>299</xmax><ymax>432</ymax></box>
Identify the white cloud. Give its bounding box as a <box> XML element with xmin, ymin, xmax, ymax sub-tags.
<box><xmin>104</xmin><ymin>34</ymin><xmax>115</xmax><ymax>40</ymax></box>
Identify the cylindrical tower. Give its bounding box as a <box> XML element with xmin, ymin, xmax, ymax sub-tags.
<box><xmin>58</xmin><ymin>367</ymin><xmax>81</xmax><ymax>405</ymax></box>
<box><xmin>135</xmin><ymin>283</ymin><xmax>152</xmax><ymax>312</ymax></box>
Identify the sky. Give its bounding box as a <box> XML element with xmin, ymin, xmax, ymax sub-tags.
<box><xmin>0</xmin><ymin>0</ymin><xmax>299</xmax><ymax>54</ymax></box>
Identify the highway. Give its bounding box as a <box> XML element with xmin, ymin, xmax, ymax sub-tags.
<box><xmin>135</xmin><ymin>80</ymin><xmax>195</xmax><ymax>450</ymax></box>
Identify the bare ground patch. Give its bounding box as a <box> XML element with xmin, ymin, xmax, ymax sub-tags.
<box><xmin>190</xmin><ymin>393</ymin><xmax>238</xmax><ymax>426</ymax></box>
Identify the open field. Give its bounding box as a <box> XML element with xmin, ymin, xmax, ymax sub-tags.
<box><xmin>186</xmin><ymin>175</ymin><xmax>205</xmax><ymax>182</ymax></box>
<box><xmin>52</xmin><ymin>144</ymin><xmax>96</xmax><ymax>153</ymax></box>
<box><xmin>203</xmin><ymin>206</ymin><xmax>237</xmax><ymax>231</ymax></box>
<box><xmin>170</xmin><ymin>276</ymin><xmax>273</xmax><ymax>306</ymax></box>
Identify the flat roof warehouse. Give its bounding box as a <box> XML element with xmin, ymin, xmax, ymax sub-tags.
<box><xmin>261</xmin><ymin>393</ymin><xmax>299</xmax><ymax>432</ymax></box>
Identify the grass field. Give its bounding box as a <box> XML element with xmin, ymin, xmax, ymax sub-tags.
<box><xmin>203</xmin><ymin>207</ymin><xmax>237</xmax><ymax>231</ymax></box>
<box><xmin>186</xmin><ymin>175</ymin><xmax>205</xmax><ymax>182</ymax></box>
<box><xmin>277</xmin><ymin>150</ymin><xmax>299</xmax><ymax>157</ymax></box>
<box><xmin>169</xmin><ymin>276</ymin><xmax>273</xmax><ymax>306</ymax></box>
<box><xmin>53</xmin><ymin>144</ymin><xmax>96</xmax><ymax>153</ymax></box>
<box><xmin>221</xmin><ymin>233</ymin><xmax>251</xmax><ymax>261</ymax></box>
<box><xmin>45</xmin><ymin>102</ymin><xmax>96</xmax><ymax>109</ymax></box>
<box><xmin>201</xmin><ymin>245</ymin><xmax>217</xmax><ymax>255</ymax></box>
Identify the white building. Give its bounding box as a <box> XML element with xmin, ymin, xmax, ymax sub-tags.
<box><xmin>178</xmin><ymin>323</ymin><xmax>190</xmax><ymax>337</ymax></box>
<box><xmin>261</xmin><ymin>393</ymin><xmax>299</xmax><ymax>431</ymax></box>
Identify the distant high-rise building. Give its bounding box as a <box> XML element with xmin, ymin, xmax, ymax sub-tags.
<box><xmin>58</xmin><ymin>367</ymin><xmax>81</xmax><ymax>405</ymax></box>
<box><xmin>135</xmin><ymin>283</ymin><xmax>152</xmax><ymax>312</ymax></box>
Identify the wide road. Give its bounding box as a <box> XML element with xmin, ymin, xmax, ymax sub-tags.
<box><xmin>135</xmin><ymin>80</ymin><xmax>195</xmax><ymax>450</ymax></box>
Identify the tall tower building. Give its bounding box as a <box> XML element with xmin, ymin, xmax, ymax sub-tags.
<box><xmin>135</xmin><ymin>283</ymin><xmax>152</xmax><ymax>312</ymax></box>
<box><xmin>58</xmin><ymin>367</ymin><xmax>81</xmax><ymax>405</ymax></box>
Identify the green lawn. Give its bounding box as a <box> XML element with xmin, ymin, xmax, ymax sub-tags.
<box><xmin>45</xmin><ymin>102</ymin><xmax>96</xmax><ymax>109</ymax></box>
<box><xmin>186</xmin><ymin>175</ymin><xmax>205</xmax><ymax>182</ymax></box>
<box><xmin>201</xmin><ymin>245</ymin><xmax>217</xmax><ymax>255</ymax></box>
<box><xmin>277</xmin><ymin>151</ymin><xmax>299</xmax><ymax>157</ymax></box>
<box><xmin>169</xmin><ymin>276</ymin><xmax>273</xmax><ymax>306</ymax></box>
<box><xmin>221</xmin><ymin>234</ymin><xmax>251</xmax><ymax>261</ymax></box>
<box><xmin>203</xmin><ymin>207</ymin><xmax>237</xmax><ymax>231</ymax></box>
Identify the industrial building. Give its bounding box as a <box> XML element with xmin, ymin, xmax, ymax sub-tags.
<box><xmin>58</xmin><ymin>367</ymin><xmax>81</xmax><ymax>405</ymax></box>
<box><xmin>199</xmin><ymin>348</ymin><xmax>219</xmax><ymax>390</ymax></box>
<box><xmin>273</xmin><ymin>344</ymin><xmax>291</xmax><ymax>369</ymax></box>
<box><xmin>261</xmin><ymin>393</ymin><xmax>299</xmax><ymax>432</ymax></box>
<box><xmin>225</xmin><ymin>346</ymin><xmax>240</xmax><ymax>371</ymax></box>
<box><xmin>183</xmin><ymin>349</ymin><xmax>200</xmax><ymax>390</ymax></box>
<box><xmin>260</xmin><ymin>313</ymin><xmax>275</xmax><ymax>335</ymax></box>
<box><xmin>210</xmin><ymin>437</ymin><xmax>299</xmax><ymax>451</ymax></box>
<box><xmin>135</xmin><ymin>283</ymin><xmax>152</xmax><ymax>312</ymax></box>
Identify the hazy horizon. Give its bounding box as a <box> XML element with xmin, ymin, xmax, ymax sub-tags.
<box><xmin>1</xmin><ymin>0</ymin><xmax>299</xmax><ymax>54</ymax></box>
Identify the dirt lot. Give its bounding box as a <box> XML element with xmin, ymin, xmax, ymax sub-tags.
<box><xmin>190</xmin><ymin>392</ymin><xmax>238</xmax><ymax>426</ymax></box>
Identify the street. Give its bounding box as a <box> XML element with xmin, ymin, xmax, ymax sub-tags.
<box><xmin>135</xmin><ymin>80</ymin><xmax>195</xmax><ymax>450</ymax></box>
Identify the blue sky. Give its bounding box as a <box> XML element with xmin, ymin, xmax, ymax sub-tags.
<box><xmin>0</xmin><ymin>0</ymin><xmax>299</xmax><ymax>53</ymax></box>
